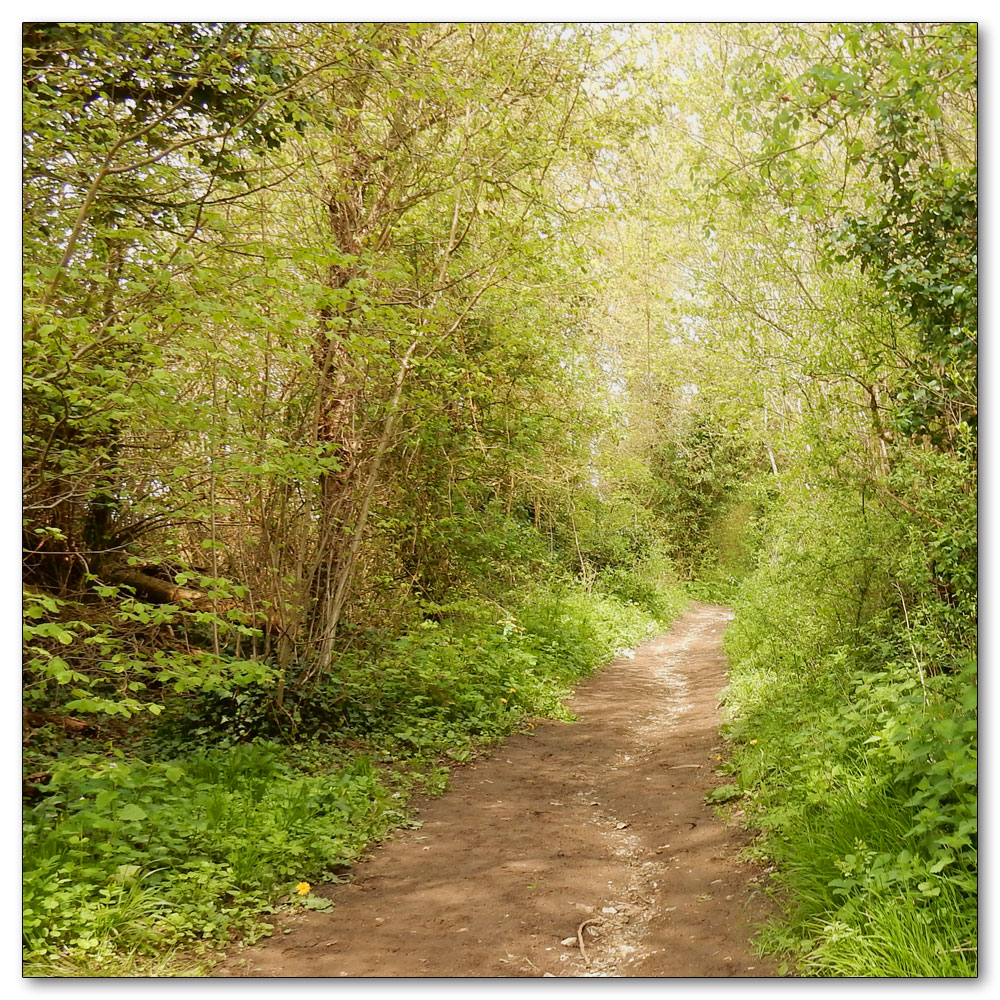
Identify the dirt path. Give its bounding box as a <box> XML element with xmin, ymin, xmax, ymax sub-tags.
<box><xmin>215</xmin><ymin>602</ymin><xmax>776</xmax><ymax>978</ymax></box>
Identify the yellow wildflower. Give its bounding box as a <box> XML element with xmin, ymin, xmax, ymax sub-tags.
<box><xmin>295</xmin><ymin>882</ymin><xmax>311</xmax><ymax>896</ymax></box>
<box><xmin>749</xmin><ymin>739</ymin><xmax>758</xmax><ymax>746</ymax></box>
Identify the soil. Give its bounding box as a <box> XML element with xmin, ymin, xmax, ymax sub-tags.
<box><xmin>214</xmin><ymin>601</ymin><xmax>778</xmax><ymax>978</ymax></box>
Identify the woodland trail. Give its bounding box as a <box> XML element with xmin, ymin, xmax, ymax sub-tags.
<box><xmin>215</xmin><ymin>602</ymin><xmax>777</xmax><ymax>978</ymax></box>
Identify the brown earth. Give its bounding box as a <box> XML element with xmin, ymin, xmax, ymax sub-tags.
<box><xmin>214</xmin><ymin>601</ymin><xmax>778</xmax><ymax>978</ymax></box>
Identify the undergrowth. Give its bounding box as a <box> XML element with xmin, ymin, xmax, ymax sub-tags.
<box><xmin>718</xmin><ymin>449</ymin><xmax>977</xmax><ymax>977</ymax></box>
<box><xmin>23</xmin><ymin>574</ymin><xmax>685</xmax><ymax>976</ymax></box>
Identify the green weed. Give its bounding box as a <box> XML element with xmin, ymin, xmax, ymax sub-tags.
<box><xmin>719</xmin><ymin>453</ymin><xmax>977</xmax><ymax>977</ymax></box>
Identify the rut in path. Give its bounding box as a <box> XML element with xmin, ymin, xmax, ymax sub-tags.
<box><xmin>216</xmin><ymin>602</ymin><xmax>776</xmax><ymax>978</ymax></box>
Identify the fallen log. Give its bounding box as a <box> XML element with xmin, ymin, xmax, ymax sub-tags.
<box><xmin>110</xmin><ymin>566</ymin><xmax>214</xmax><ymax>609</ymax></box>
<box><xmin>23</xmin><ymin>709</ymin><xmax>91</xmax><ymax>733</ymax></box>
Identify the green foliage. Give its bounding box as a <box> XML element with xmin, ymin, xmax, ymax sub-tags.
<box><xmin>833</xmin><ymin>163</ymin><xmax>977</xmax><ymax>446</ymax></box>
<box><xmin>170</xmin><ymin>577</ymin><xmax>682</xmax><ymax>751</ymax></box>
<box><xmin>720</xmin><ymin>448</ymin><xmax>977</xmax><ymax>977</ymax></box>
<box><xmin>650</xmin><ymin>419</ymin><xmax>759</xmax><ymax>577</ymax></box>
<box><xmin>24</xmin><ymin>576</ymin><xmax>685</xmax><ymax>975</ymax></box>
<box><xmin>23</xmin><ymin>743</ymin><xmax>402</xmax><ymax>969</ymax></box>
<box><xmin>22</xmin><ymin>20</ymin><xmax>976</xmax><ymax>981</ymax></box>
<box><xmin>23</xmin><ymin>583</ymin><xmax>273</xmax><ymax>720</ymax></box>
<box><xmin>22</xmin><ymin>19</ymin><xmax>625</xmax><ymax>686</ymax></box>
<box><xmin>705</xmin><ymin>784</ymin><xmax>742</xmax><ymax>805</ymax></box>
<box><xmin>695</xmin><ymin>21</ymin><xmax>979</xmax><ymax>971</ymax></box>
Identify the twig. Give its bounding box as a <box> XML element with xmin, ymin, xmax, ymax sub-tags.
<box><xmin>895</xmin><ymin>582</ymin><xmax>928</xmax><ymax>706</ymax></box>
<box><xmin>877</xmin><ymin>485</ymin><xmax>946</xmax><ymax>528</ymax></box>
<box><xmin>577</xmin><ymin>918</ymin><xmax>600</xmax><ymax>966</ymax></box>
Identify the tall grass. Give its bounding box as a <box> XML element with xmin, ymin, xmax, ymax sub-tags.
<box><xmin>719</xmin><ymin>455</ymin><xmax>977</xmax><ymax>977</ymax></box>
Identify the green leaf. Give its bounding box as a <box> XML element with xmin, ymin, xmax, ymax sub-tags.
<box><xmin>112</xmin><ymin>864</ymin><xmax>142</xmax><ymax>884</ymax></box>
<box><xmin>705</xmin><ymin>784</ymin><xmax>742</xmax><ymax>804</ymax></box>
